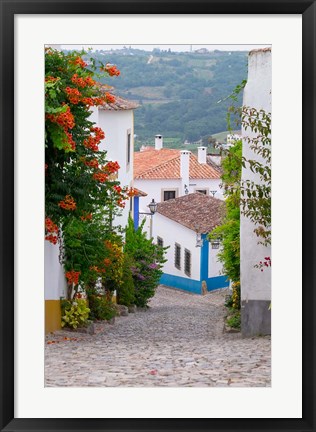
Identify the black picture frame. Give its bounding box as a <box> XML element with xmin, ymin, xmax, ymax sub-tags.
<box><xmin>0</xmin><ymin>1</ymin><xmax>315</xmax><ymax>431</ymax></box>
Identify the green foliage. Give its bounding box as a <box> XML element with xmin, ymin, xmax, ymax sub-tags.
<box><xmin>81</xmin><ymin>48</ymin><xmax>248</xmax><ymax>142</ymax></box>
<box><xmin>45</xmin><ymin>49</ymin><xmax>130</xmax><ymax>296</ymax></box>
<box><xmin>240</xmin><ymin>107</ymin><xmax>271</xmax><ymax>245</ymax></box>
<box><xmin>117</xmin><ymin>253</ymin><xmax>135</xmax><ymax>306</ymax></box>
<box><xmin>61</xmin><ymin>298</ymin><xmax>90</xmax><ymax>329</ymax></box>
<box><xmin>226</xmin><ymin>311</ymin><xmax>241</xmax><ymax>329</ymax></box>
<box><xmin>87</xmin><ymin>295</ymin><xmax>117</xmax><ymax>321</ymax></box>
<box><xmin>124</xmin><ymin>217</ymin><xmax>167</xmax><ymax>308</ymax></box>
<box><xmin>209</xmin><ymin>140</ymin><xmax>242</xmax><ymax>284</ymax></box>
<box><xmin>226</xmin><ymin>81</ymin><xmax>271</xmax><ymax>246</ymax></box>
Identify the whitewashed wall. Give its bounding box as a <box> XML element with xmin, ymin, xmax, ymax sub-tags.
<box><xmin>153</xmin><ymin>212</ymin><xmax>200</xmax><ymax>280</ymax></box>
<box><xmin>240</xmin><ymin>49</ymin><xmax>271</xmax><ymax>336</ymax></box>
<box><xmin>208</xmin><ymin>243</ymin><xmax>223</xmax><ymax>278</ymax></box>
<box><xmin>134</xmin><ymin>177</ymin><xmax>223</xmax><ymax>213</ymax></box>
<box><xmin>44</xmin><ymin>241</ymin><xmax>67</xmax><ymax>300</ymax></box>
<box><xmin>97</xmin><ymin>109</ymin><xmax>134</xmax><ymax>227</ymax></box>
<box><xmin>241</xmin><ymin>49</ymin><xmax>271</xmax><ymax>303</ymax></box>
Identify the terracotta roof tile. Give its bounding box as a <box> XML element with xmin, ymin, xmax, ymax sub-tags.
<box><xmin>134</xmin><ymin>148</ymin><xmax>221</xmax><ymax>180</ymax></box>
<box><xmin>249</xmin><ymin>47</ymin><xmax>271</xmax><ymax>55</ymax></box>
<box><xmin>99</xmin><ymin>95</ymin><xmax>139</xmax><ymax>111</ymax></box>
<box><xmin>133</xmin><ymin>187</ymin><xmax>148</xmax><ymax>197</ymax></box>
<box><xmin>157</xmin><ymin>193</ymin><xmax>225</xmax><ymax>233</ymax></box>
<box><xmin>206</xmin><ymin>156</ymin><xmax>223</xmax><ymax>175</ymax></box>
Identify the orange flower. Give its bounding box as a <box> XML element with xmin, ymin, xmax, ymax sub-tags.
<box><xmin>46</xmin><ymin>105</ymin><xmax>75</xmax><ymax>130</ymax></box>
<box><xmin>65</xmin><ymin>270</ymin><xmax>81</xmax><ymax>285</ymax></box>
<box><xmin>65</xmin><ymin>87</ymin><xmax>82</xmax><ymax>104</ymax></box>
<box><xmin>105</xmin><ymin>93</ymin><xmax>116</xmax><ymax>104</ymax></box>
<box><xmin>83</xmin><ymin>127</ymin><xmax>105</xmax><ymax>151</ymax></box>
<box><xmin>84</xmin><ymin>158</ymin><xmax>99</xmax><ymax>169</ymax></box>
<box><xmin>72</xmin><ymin>56</ymin><xmax>87</xmax><ymax>68</ymax></box>
<box><xmin>58</xmin><ymin>195</ymin><xmax>76</xmax><ymax>211</ymax></box>
<box><xmin>126</xmin><ymin>187</ymin><xmax>137</xmax><ymax>197</ymax></box>
<box><xmin>45</xmin><ymin>234</ymin><xmax>58</xmax><ymax>245</ymax></box>
<box><xmin>45</xmin><ymin>217</ymin><xmax>58</xmax><ymax>233</ymax></box>
<box><xmin>92</xmin><ymin>172</ymin><xmax>108</xmax><ymax>183</ymax></box>
<box><xmin>80</xmin><ymin>212</ymin><xmax>92</xmax><ymax>221</ymax></box>
<box><xmin>101</xmin><ymin>64</ymin><xmax>120</xmax><ymax>76</ymax></box>
<box><xmin>103</xmin><ymin>161</ymin><xmax>120</xmax><ymax>174</ymax></box>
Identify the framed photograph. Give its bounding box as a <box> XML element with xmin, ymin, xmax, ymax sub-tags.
<box><xmin>1</xmin><ymin>1</ymin><xmax>315</xmax><ymax>431</ymax></box>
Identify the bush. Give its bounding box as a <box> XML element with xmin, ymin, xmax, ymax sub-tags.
<box><xmin>226</xmin><ymin>311</ymin><xmax>241</xmax><ymax>329</ymax></box>
<box><xmin>124</xmin><ymin>217</ymin><xmax>167</xmax><ymax>308</ymax></box>
<box><xmin>117</xmin><ymin>253</ymin><xmax>135</xmax><ymax>306</ymax></box>
<box><xmin>61</xmin><ymin>298</ymin><xmax>90</xmax><ymax>329</ymax></box>
<box><xmin>87</xmin><ymin>295</ymin><xmax>117</xmax><ymax>321</ymax></box>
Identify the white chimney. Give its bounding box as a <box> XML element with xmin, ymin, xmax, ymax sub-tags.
<box><xmin>180</xmin><ymin>150</ymin><xmax>190</xmax><ymax>196</ymax></box>
<box><xmin>155</xmin><ymin>134</ymin><xmax>163</xmax><ymax>150</ymax></box>
<box><xmin>197</xmin><ymin>146</ymin><xmax>207</xmax><ymax>164</ymax></box>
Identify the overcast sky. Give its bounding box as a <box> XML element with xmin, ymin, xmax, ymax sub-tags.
<box><xmin>62</xmin><ymin>44</ymin><xmax>270</xmax><ymax>52</ymax></box>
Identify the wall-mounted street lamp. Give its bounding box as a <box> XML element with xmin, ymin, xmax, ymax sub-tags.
<box><xmin>148</xmin><ymin>198</ymin><xmax>158</xmax><ymax>215</ymax></box>
<box><xmin>210</xmin><ymin>238</ymin><xmax>220</xmax><ymax>249</ymax></box>
<box><xmin>210</xmin><ymin>190</ymin><xmax>217</xmax><ymax>197</ymax></box>
<box><xmin>195</xmin><ymin>232</ymin><xmax>203</xmax><ymax>248</ymax></box>
<box><xmin>147</xmin><ymin>199</ymin><xmax>158</xmax><ymax>238</ymax></box>
<box><xmin>138</xmin><ymin>198</ymin><xmax>158</xmax><ymax>239</ymax></box>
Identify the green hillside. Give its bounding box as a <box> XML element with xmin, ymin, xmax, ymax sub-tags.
<box><xmin>81</xmin><ymin>48</ymin><xmax>249</xmax><ymax>147</ymax></box>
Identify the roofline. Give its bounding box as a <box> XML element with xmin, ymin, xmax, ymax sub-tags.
<box><xmin>249</xmin><ymin>47</ymin><xmax>271</xmax><ymax>55</ymax></box>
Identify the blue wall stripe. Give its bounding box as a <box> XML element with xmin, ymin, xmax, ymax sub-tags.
<box><xmin>160</xmin><ymin>273</ymin><xmax>202</xmax><ymax>294</ymax></box>
<box><xmin>160</xmin><ymin>273</ymin><xmax>229</xmax><ymax>294</ymax></box>
<box><xmin>206</xmin><ymin>275</ymin><xmax>229</xmax><ymax>291</ymax></box>
<box><xmin>200</xmin><ymin>234</ymin><xmax>209</xmax><ymax>281</ymax></box>
<box><xmin>133</xmin><ymin>196</ymin><xmax>139</xmax><ymax>230</ymax></box>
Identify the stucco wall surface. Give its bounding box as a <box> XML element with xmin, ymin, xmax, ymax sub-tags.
<box><xmin>153</xmin><ymin>212</ymin><xmax>200</xmax><ymax>281</ymax></box>
<box><xmin>135</xmin><ymin>178</ymin><xmax>223</xmax><ymax>213</ymax></box>
<box><xmin>241</xmin><ymin>49</ymin><xmax>271</xmax><ymax>302</ymax></box>
<box><xmin>44</xmin><ymin>241</ymin><xmax>66</xmax><ymax>300</ymax></box>
<box><xmin>98</xmin><ymin>109</ymin><xmax>134</xmax><ymax>228</ymax></box>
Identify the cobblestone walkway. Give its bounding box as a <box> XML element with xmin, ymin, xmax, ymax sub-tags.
<box><xmin>45</xmin><ymin>285</ymin><xmax>271</xmax><ymax>387</ymax></box>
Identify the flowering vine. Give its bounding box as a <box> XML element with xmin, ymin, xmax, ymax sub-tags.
<box><xmin>45</xmin><ymin>48</ymin><xmax>133</xmax><ymax>298</ymax></box>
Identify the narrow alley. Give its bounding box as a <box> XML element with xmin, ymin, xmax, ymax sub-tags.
<box><xmin>45</xmin><ymin>286</ymin><xmax>271</xmax><ymax>387</ymax></box>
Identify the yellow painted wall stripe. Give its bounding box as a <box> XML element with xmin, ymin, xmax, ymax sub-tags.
<box><xmin>45</xmin><ymin>300</ymin><xmax>61</xmax><ymax>334</ymax></box>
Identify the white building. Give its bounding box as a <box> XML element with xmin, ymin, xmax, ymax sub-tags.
<box><xmin>91</xmin><ymin>95</ymin><xmax>139</xmax><ymax>227</ymax></box>
<box><xmin>153</xmin><ymin>193</ymin><xmax>229</xmax><ymax>294</ymax></box>
<box><xmin>134</xmin><ymin>136</ymin><xmax>223</xmax><ymax>218</ymax></box>
<box><xmin>240</xmin><ymin>47</ymin><xmax>271</xmax><ymax>336</ymax></box>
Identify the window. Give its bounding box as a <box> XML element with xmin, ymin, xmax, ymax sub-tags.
<box><xmin>195</xmin><ymin>188</ymin><xmax>209</xmax><ymax>195</ymax></box>
<box><xmin>157</xmin><ymin>237</ymin><xmax>164</xmax><ymax>247</ymax></box>
<box><xmin>127</xmin><ymin>131</ymin><xmax>131</xmax><ymax>166</ymax></box>
<box><xmin>184</xmin><ymin>249</ymin><xmax>191</xmax><ymax>277</ymax></box>
<box><xmin>161</xmin><ymin>188</ymin><xmax>179</xmax><ymax>202</ymax></box>
<box><xmin>163</xmin><ymin>190</ymin><xmax>176</xmax><ymax>201</ymax></box>
<box><xmin>175</xmin><ymin>243</ymin><xmax>181</xmax><ymax>269</ymax></box>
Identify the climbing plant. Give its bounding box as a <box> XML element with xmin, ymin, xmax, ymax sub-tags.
<box><xmin>209</xmin><ymin>139</ymin><xmax>242</xmax><ymax>284</ymax></box>
<box><xmin>45</xmin><ymin>48</ymin><xmax>136</xmax><ymax>297</ymax></box>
